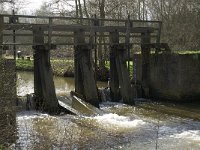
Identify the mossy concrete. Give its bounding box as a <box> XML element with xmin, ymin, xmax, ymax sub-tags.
<box><xmin>135</xmin><ymin>54</ymin><xmax>200</xmax><ymax>102</ymax></box>
<box><xmin>0</xmin><ymin>59</ymin><xmax>16</xmax><ymax>146</ymax></box>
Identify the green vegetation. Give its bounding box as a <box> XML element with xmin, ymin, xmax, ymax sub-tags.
<box><xmin>0</xmin><ymin>145</ymin><xmax>3</xmax><ymax>150</ymax></box>
<box><xmin>16</xmin><ymin>59</ymin><xmax>74</xmax><ymax>77</ymax></box>
<box><xmin>174</xmin><ymin>50</ymin><xmax>200</xmax><ymax>54</ymax></box>
<box><xmin>16</xmin><ymin>59</ymin><xmax>34</xmax><ymax>71</ymax></box>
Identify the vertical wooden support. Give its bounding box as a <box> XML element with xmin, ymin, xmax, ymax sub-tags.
<box><xmin>110</xmin><ymin>30</ymin><xmax>134</xmax><ymax>105</ymax></box>
<box><xmin>141</xmin><ymin>31</ymin><xmax>151</xmax><ymax>97</ymax></box>
<box><xmin>33</xmin><ymin>27</ymin><xmax>59</xmax><ymax>113</ymax></box>
<box><xmin>115</xmin><ymin>44</ymin><xmax>135</xmax><ymax>105</ymax></box>
<box><xmin>74</xmin><ymin>30</ymin><xmax>99</xmax><ymax>107</ymax></box>
<box><xmin>109</xmin><ymin>31</ymin><xmax>120</xmax><ymax>102</ymax></box>
<box><xmin>12</xmin><ymin>10</ymin><xmax>16</xmax><ymax>60</ymax></box>
<box><xmin>74</xmin><ymin>30</ymin><xmax>85</xmax><ymax>95</ymax></box>
<box><xmin>0</xmin><ymin>16</ymin><xmax>3</xmax><ymax>57</ymax></box>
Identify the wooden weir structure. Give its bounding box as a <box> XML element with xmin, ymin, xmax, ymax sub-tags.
<box><xmin>0</xmin><ymin>14</ymin><xmax>170</xmax><ymax>113</ymax></box>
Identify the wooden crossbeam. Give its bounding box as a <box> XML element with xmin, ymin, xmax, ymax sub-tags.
<box><xmin>3</xmin><ymin>33</ymin><xmax>158</xmax><ymax>38</ymax></box>
<box><xmin>4</xmin><ymin>23</ymin><xmax>155</xmax><ymax>33</ymax></box>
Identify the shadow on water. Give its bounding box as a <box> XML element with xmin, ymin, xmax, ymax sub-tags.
<box><xmin>13</xmin><ymin>71</ymin><xmax>200</xmax><ymax>150</ymax></box>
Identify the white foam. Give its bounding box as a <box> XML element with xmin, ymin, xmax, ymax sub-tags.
<box><xmin>93</xmin><ymin>113</ymin><xmax>146</xmax><ymax>128</ymax></box>
<box><xmin>17</xmin><ymin>111</ymin><xmax>51</xmax><ymax>120</ymax></box>
<box><xmin>170</xmin><ymin>130</ymin><xmax>200</xmax><ymax>141</ymax></box>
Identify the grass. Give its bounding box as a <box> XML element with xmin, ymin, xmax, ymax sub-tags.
<box><xmin>16</xmin><ymin>50</ymin><xmax>199</xmax><ymax>78</ymax></box>
<box><xmin>16</xmin><ymin>59</ymin><xmax>34</xmax><ymax>71</ymax></box>
<box><xmin>174</xmin><ymin>50</ymin><xmax>200</xmax><ymax>54</ymax></box>
<box><xmin>16</xmin><ymin>59</ymin><xmax>74</xmax><ymax>77</ymax></box>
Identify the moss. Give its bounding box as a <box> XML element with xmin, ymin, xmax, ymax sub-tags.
<box><xmin>16</xmin><ymin>59</ymin><xmax>34</xmax><ymax>71</ymax></box>
<box><xmin>174</xmin><ymin>50</ymin><xmax>200</xmax><ymax>54</ymax></box>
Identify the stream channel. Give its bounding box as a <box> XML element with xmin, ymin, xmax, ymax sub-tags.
<box><xmin>14</xmin><ymin>71</ymin><xmax>200</xmax><ymax>150</ymax></box>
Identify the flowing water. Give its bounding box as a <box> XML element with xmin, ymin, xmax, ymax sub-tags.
<box><xmin>14</xmin><ymin>71</ymin><xmax>200</xmax><ymax>150</ymax></box>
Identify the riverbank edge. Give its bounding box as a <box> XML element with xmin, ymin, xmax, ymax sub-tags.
<box><xmin>16</xmin><ymin>59</ymin><xmax>109</xmax><ymax>81</ymax></box>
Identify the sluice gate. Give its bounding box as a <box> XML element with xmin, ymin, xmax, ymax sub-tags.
<box><xmin>0</xmin><ymin>14</ymin><xmax>170</xmax><ymax>113</ymax></box>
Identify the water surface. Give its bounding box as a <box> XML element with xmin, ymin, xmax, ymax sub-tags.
<box><xmin>14</xmin><ymin>71</ymin><xmax>200</xmax><ymax>150</ymax></box>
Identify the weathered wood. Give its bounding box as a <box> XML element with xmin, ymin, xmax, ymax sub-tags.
<box><xmin>109</xmin><ymin>31</ymin><xmax>120</xmax><ymax>102</ymax></box>
<box><xmin>4</xmin><ymin>23</ymin><xmax>155</xmax><ymax>33</ymax></box>
<box><xmin>74</xmin><ymin>30</ymin><xmax>99</xmax><ymax>107</ymax></box>
<box><xmin>74</xmin><ymin>31</ymin><xmax>85</xmax><ymax>96</ymax></box>
<box><xmin>33</xmin><ymin>27</ymin><xmax>59</xmax><ymax>113</ymax></box>
<box><xmin>79</xmin><ymin>46</ymin><xmax>99</xmax><ymax>107</ymax></box>
<box><xmin>115</xmin><ymin>44</ymin><xmax>135</xmax><ymax>105</ymax></box>
<box><xmin>141</xmin><ymin>32</ymin><xmax>151</xmax><ymax>97</ymax></box>
<box><xmin>1</xmin><ymin>14</ymin><xmax>162</xmax><ymax>23</ymax></box>
<box><xmin>3</xmin><ymin>33</ymin><xmax>158</xmax><ymax>39</ymax></box>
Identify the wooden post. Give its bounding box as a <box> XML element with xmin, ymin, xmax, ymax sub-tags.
<box><xmin>33</xmin><ymin>27</ymin><xmax>59</xmax><ymax>113</ymax></box>
<box><xmin>141</xmin><ymin>31</ymin><xmax>151</xmax><ymax>97</ymax></box>
<box><xmin>109</xmin><ymin>30</ymin><xmax>120</xmax><ymax>102</ymax></box>
<box><xmin>74</xmin><ymin>30</ymin><xmax>99</xmax><ymax>107</ymax></box>
<box><xmin>12</xmin><ymin>10</ymin><xmax>17</xmax><ymax>60</ymax></box>
<box><xmin>0</xmin><ymin>16</ymin><xmax>3</xmax><ymax>58</ymax></box>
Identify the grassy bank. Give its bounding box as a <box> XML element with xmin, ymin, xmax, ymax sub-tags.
<box><xmin>16</xmin><ymin>59</ymin><xmax>74</xmax><ymax>77</ymax></box>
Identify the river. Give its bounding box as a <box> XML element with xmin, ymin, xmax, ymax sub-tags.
<box><xmin>14</xmin><ymin>71</ymin><xmax>200</xmax><ymax>150</ymax></box>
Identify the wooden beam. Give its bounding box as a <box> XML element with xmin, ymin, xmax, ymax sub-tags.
<box><xmin>4</xmin><ymin>23</ymin><xmax>155</xmax><ymax>33</ymax></box>
<box><xmin>1</xmin><ymin>14</ymin><xmax>161</xmax><ymax>23</ymax></box>
<box><xmin>3</xmin><ymin>33</ymin><xmax>158</xmax><ymax>38</ymax></box>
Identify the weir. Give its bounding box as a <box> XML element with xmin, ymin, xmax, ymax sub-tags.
<box><xmin>0</xmin><ymin>14</ymin><xmax>169</xmax><ymax>114</ymax></box>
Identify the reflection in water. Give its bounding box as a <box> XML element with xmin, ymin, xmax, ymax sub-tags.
<box><xmin>17</xmin><ymin>71</ymin><xmax>107</xmax><ymax>96</ymax></box>
<box><xmin>15</xmin><ymin>71</ymin><xmax>200</xmax><ymax>150</ymax></box>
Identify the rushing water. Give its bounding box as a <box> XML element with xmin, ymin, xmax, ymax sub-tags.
<box><xmin>14</xmin><ymin>71</ymin><xmax>200</xmax><ymax>150</ymax></box>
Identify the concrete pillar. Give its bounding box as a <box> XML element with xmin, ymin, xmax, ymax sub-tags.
<box><xmin>0</xmin><ymin>59</ymin><xmax>16</xmax><ymax>146</ymax></box>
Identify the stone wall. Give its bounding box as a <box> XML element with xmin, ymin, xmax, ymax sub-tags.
<box><xmin>135</xmin><ymin>54</ymin><xmax>200</xmax><ymax>102</ymax></box>
<box><xmin>0</xmin><ymin>59</ymin><xmax>16</xmax><ymax>146</ymax></box>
